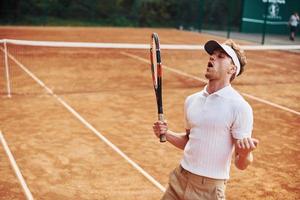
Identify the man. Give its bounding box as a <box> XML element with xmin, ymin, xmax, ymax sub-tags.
<box><xmin>288</xmin><ymin>12</ymin><xmax>299</xmax><ymax>41</ymax></box>
<box><xmin>153</xmin><ymin>39</ymin><xmax>259</xmax><ymax>200</ymax></box>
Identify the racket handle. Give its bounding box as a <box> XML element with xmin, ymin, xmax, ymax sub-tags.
<box><xmin>158</xmin><ymin>114</ymin><xmax>167</xmax><ymax>143</ymax></box>
<box><xmin>160</xmin><ymin>134</ymin><xmax>167</xmax><ymax>143</ymax></box>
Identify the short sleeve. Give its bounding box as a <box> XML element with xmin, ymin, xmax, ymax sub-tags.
<box><xmin>184</xmin><ymin>96</ymin><xmax>192</xmax><ymax>130</ymax></box>
<box><xmin>231</xmin><ymin>101</ymin><xmax>253</xmax><ymax>139</ymax></box>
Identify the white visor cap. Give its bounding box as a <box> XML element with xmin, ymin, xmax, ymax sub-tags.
<box><xmin>204</xmin><ymin>40</ymin><xmax>241</xmax><ymax>77</ymax></box>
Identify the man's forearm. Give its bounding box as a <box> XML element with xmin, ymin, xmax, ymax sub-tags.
<box><xmin>235</xmin><ymin>152</ymin><xmax>253</xmax><ymax>170</ymax></box>
<box><xmin>165</xmin><ymin>130</ymin><xmax>189</xmax><ymax>150</ymax></box>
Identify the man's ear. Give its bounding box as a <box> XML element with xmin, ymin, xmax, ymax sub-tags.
<box><xmin>228</xmin><ymin>64</ymin><xmax>237</xmax><ymax>75</ymax></box>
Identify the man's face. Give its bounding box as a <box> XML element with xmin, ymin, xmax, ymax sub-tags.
<box><xmin>205</xmin><ymin>49</ymin><xmax>234</xmax><ymax>81</ymax></box>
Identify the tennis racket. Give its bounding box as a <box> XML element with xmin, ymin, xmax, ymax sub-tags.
<box><xmin>150</xmin><ymin>33</ymin><xmax>166</xmax><ymax>143</ymax></box>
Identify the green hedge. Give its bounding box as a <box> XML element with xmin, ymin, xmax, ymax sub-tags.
<box><xmin>0</xmin><ymin>0</ymin><xmax>242</xmax><ymax>30</ymax></box>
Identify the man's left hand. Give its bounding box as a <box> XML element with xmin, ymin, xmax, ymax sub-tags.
<box><xmin>235</xmin><ymin>138</ymin><xmax>259</xmax><ymax>157</ymax></box>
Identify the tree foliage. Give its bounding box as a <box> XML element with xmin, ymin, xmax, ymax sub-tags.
<box><xmin>0</xmin><ymin>0</ymin><xmax>243</xmax><ymax>30</ymax></box>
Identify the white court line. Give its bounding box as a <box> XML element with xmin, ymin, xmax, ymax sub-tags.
<box><xmin>121</xmin><ymin>52</ymin><xmax>207</xmax><ymax>83</ymax></box>
<box><xmin>7</xmin><ymin>54</ymin><xmax>166</xmax><ymax>193</ymax></box>
<box><xmin>121</xmin><ymin>52</ymin><xmax>300</xmax><ymax>116</ymax></box>
<box><xmin>0</xmin><ymin>131</ymin><xmax>34</xmax><ymax>200</ymax></box>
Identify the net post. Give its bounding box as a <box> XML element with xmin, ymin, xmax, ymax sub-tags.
<box><xmin>4</xmin><ymin>40</ymin><xmax>12</xmax><ymax>98</ymax></box>
<box><xmin>226</xmin><ymin>0</ymin><xmax>233</xmax><ymax>39</ymax></box>
<box><xmin>198</xmin><ymin>0</ymin><xmax>204</xmax><ymax>32</ymax></box>
<box><xmin>261</xmin><ymin>0</ymin><xmax>269</xmax><ymax>45</ymax></box>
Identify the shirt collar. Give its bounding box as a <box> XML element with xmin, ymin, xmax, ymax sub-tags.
<box><xmin>203</xmin><ymin>84</ymin><xmax>233</xmax><ymax>98</ymax></box>
<box><xmin>203</xmin><ymin>85</ymin><xmax>210</xmax><ymax>97</ymax></box>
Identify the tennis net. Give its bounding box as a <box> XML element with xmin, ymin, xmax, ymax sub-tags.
<box><xmin>1</xmin><ymin>39</ymin><xmax>299</xmax><ymax>98</ymax></box>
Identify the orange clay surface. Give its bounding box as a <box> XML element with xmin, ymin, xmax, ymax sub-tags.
<box><xmin>0</xmin><ymin>26</ymin><xmax>299</xmax><ymax>200</ymax></box>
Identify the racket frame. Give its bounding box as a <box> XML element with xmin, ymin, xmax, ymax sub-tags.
<box><xmin>150</xmin><ymin>33</ymin><xmax>166</xmax><ymax>142</ymax></box>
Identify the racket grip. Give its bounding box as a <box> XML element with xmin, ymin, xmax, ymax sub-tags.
<box><xmin>160</xmin><ymin>134</ymin><xmax>167</xmax><ymax>143</ymax></box>
<box><xmin>158</xmin><ymin>114</ymin><xmax>167</xmax><ymax>143</ymax></box>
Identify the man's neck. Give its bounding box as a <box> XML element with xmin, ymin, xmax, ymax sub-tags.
<box><xmin>206</xmin><ymin>80</ymin><xmax>230</xmax><ymax>94</ymax></box>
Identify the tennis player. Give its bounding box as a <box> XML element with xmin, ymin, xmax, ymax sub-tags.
<box><xmin>153</xmin><ymin>39</ymin><xmax>259</xmax><ymax>200</ymax></box>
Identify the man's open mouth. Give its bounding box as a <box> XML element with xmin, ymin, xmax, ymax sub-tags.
<box><xmin>207</xmin><ymin>62</ymin><xmax>213</xmax><ymax>68</ymax></box>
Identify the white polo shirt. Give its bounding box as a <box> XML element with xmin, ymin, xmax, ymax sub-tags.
<box><xmin>289</xmin><ymin>14</ymin><xmax>299</xmax><ymax>27</ymax></box>
<box><xmin>181</xmin><ymin>85</ymin><xmax>253</xmax><ymax>179</ymax></box>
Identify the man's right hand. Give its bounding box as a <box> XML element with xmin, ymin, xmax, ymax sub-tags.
<box><xmin>152</xmin><ymin>121</ymin><xmax>168</xmax><ymax>139</ymax></box>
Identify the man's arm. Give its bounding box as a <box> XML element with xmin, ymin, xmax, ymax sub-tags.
<box><xmin>165</xmin><ymin>129</ymin><xmax>190</xmax><ymax>150</ymax></box>
<box><xmin>153</xmin><ymin>121</ymin><xmax>189</xmax><ymax>150</ymax></box>
<box><xmin>234</xmin><ymin>138</ymin><xmax>259</xmax><ymax>170</ymax></box>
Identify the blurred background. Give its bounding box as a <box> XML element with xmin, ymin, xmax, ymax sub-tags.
<box><xmin>1</xmin><ymin>0</ymin><xmax>300</xmax><ymax>44</ymax></box>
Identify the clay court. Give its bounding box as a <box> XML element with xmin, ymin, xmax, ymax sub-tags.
<box><xmin>0</xmin><ymin>27</ymin><xmax>299</xmax><ymax>200</ymax></box>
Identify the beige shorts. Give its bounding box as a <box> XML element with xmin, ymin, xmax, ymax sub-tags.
<box><xmin>161</xmin><ymin>166</ymin><xmax>227</xmax><ymax>200</ymax></box>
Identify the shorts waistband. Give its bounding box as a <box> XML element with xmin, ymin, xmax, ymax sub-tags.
<box><xmin>178</xmin><ymin>165</ymin><xmax>227</xmax><ymax>185</ymax></box>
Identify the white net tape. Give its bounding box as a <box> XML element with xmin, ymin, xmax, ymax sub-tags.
<box><xmin>1</xmin><ymin>39</ymin><xmax>300</xmax><ymax>50</ymax></box>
